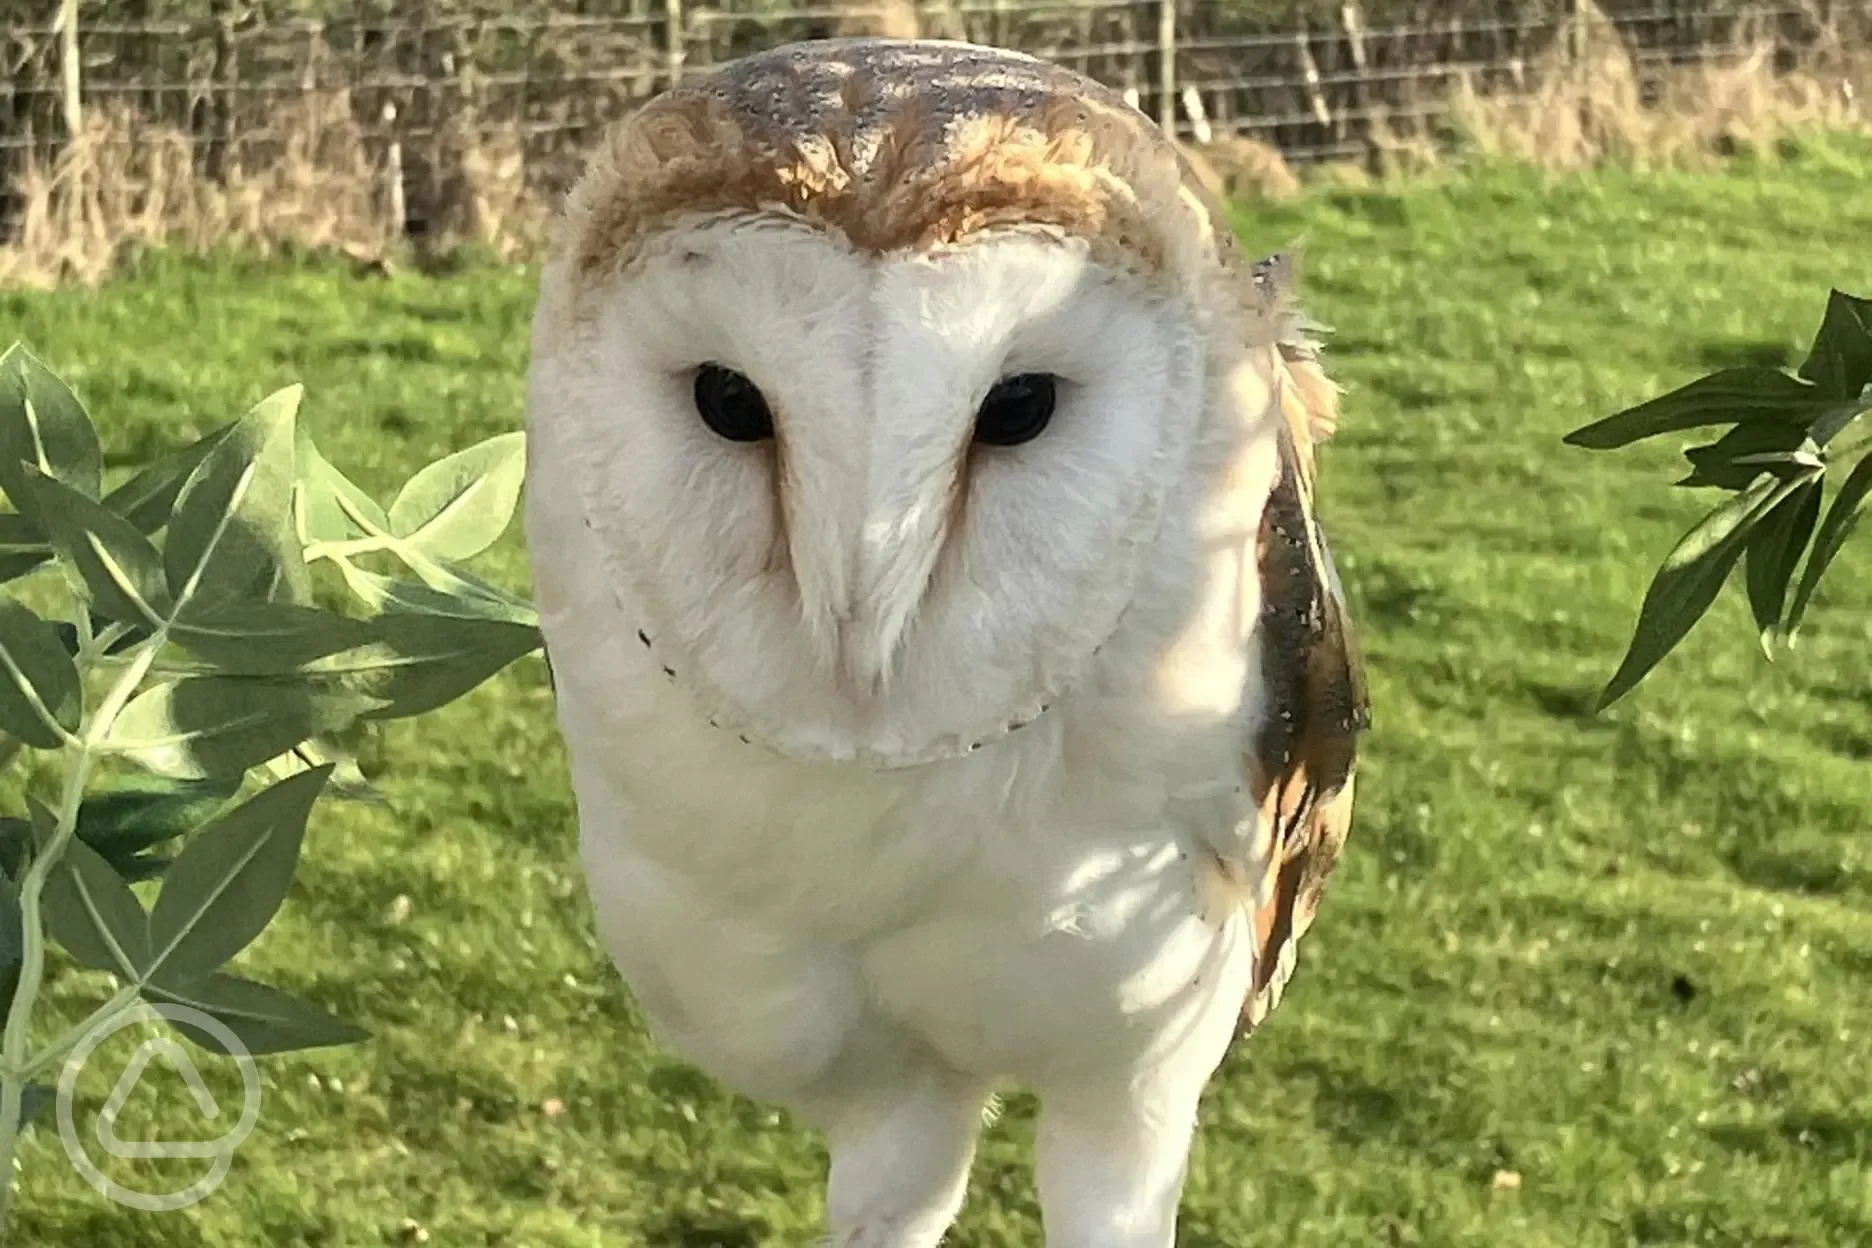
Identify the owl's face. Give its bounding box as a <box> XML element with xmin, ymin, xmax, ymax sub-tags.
<box><xmin>528</xmin><ymin>40</ymin><xmax>1258</xmax><ymax>768</ymax></box>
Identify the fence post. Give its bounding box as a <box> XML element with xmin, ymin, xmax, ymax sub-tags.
<box><xmin>383</xmin><ymin>100</ymin><xmax>406</xmax><ymax>238</ymax></box>
<box><xmin>666</xmin><ymin>0</ymin><xmax>686</xmax><ymax>92</ymax></box>
<box><xmin>1340</xmin><ymin>2</ymin><xmax>1371</xmax><ymax>155</ymax></box>
<box><xmin>208</xmin><ymin>0</ymin><xmax>236</xmax><ymax>181</ymax></box>
<box><xmin>56</xmin><ymin>0</ymin><xmax>82</xmax><ymax>141</ymax></box>
<box><xmin>1295</xmin><ymin>31</ymin><xmax>1333</xmax><ymax>131</ymax></box>
<box><xmin>1180</xmin><ymin>85</ymin><xmax>1211</xmax><ymax>143</ymax></box>
<box><xmin>1156</xmin><ymin>0</ymin><xmax>1176</xmax><ymax>135</ymax></box>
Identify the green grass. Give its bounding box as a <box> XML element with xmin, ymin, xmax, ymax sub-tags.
<box><xmin>3</xmin><ymin>136</ymin><xmax>1872</xmax><ymax>1246</ymax></box>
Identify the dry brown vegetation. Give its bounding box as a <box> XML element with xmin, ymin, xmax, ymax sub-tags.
<box><xmin>0</xmin><ymin>94</ymin><xmax>539</xmax><ymax>288</ymax></box>
<box><xmin>1</xmin><ymin>5</ymin><xmax>1865</xmax><ymax>288</ymax></box>
<box><xmin>1179</xmin><ymin>134</ymin><xmax>1306</xmax><ymax>203</ymax></box>
<box><xmin>1446</xmin><ymin>2</ymin><xmax>1868</xmax><ymax>171</ymax></box>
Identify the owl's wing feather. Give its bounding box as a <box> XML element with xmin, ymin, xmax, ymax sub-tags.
<box><xmin>1237</xmin><ymin>275</ymin><xmax>1370</xmax><ymax>1034</ymax></box>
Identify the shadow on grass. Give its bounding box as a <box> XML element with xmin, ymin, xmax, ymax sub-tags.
<box><xmin>12</xmin><ymin>1208</ymin><xmax>214</xmax><ymax>1247</ymax></box>
<box><xmin>1263</xmin><ymin>1054</ymin><xmax>1413</xmax><ymax>1151</ymax></box>
<box><xmin>1526</xmin><ymin>681</ymin><xmax>1610</xmax><ymax>727</ymax></box>
<box><xmin>649</xmin><ymin>1212</ymin><xmax>770</xmax><ymax>1247</ymax></box>
<box><xmin>1724</xmin><ymin>845</ymin><xmax>1858</xmax><ymax>899</ymax></box>
<box><xmin>1694</xmin><ymin>338</ymin><xmax>1794</xmax><ymax>371</ymax></box>
<box><xmin>1704</xmin><ymin>1112</ymin><xmax>1872</xmax><ymax>1167</ymax></box>
<box><xmin>322</xmin><ymin>335</ymin><xmax>444</xmax><ymax>364</ymax></box>
<box><xmin>1623</xmin><ymin>1197</ymin><xmax>1857</xmax><ymax>1248</ymax></box>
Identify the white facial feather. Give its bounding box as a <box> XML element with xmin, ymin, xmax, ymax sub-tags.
<box><xmin>530</xmin><ymin>215</ymin><xmax>1208</xmax><ymax>768</ymax></box>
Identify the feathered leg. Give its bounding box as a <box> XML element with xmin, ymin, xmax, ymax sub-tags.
<box><xmin>1031</xmin><ymin>1074</ymin><xmax>1206</xmax><ymax>1248</ymax></box>
<box><xmin>821</xmin><ymin>1063</ymin><xmax>989</xmax><ymax>1248</ymax></box>
<box><xmin>1032</xmin><ymin>922</ymin><xmax>1251</xmax><ymax>1248</ymax></box>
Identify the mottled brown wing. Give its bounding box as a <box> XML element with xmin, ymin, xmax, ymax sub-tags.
<box><xmin>1239</xmin><ymin>344</ymin><xmax>1371</xmax><ymax>1034</ymax></box>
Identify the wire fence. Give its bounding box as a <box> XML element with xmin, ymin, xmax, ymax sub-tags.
<box><xmin>0</xmin><ymin>0</ymin><xmax>1859</xmax><ymax>240</ymax></box>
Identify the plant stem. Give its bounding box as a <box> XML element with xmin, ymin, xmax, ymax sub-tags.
<box><xmin>0</xmin><ymin>643</ymin><xmax>157</xmax><ymax>1237</ymax></box>
<box><xmin>76</xmin><ymin>622</ymin><xmax>129</xmax><ymax>666</ymax></box>
<box><xmin>19</xmin><ymin>983</ymin><xmax>139</xmax><ymax>1081</ymax></box>
<box><xmin>303</xmin><ymin>534</ymin><xmax>393</xmax><ymax>563</ymax></box>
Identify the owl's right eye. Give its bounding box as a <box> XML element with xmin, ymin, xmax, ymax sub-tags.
<box><xmin>974</xmin><ymin>372</ymin><xmax>1057</xmax><ymax>447</ymax></box>
<box><xmin>693</xmin><ymin>364</ymin><xmax>774</xmax><ymax>442</ymax></box>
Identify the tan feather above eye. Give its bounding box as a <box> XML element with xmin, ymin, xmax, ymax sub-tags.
<box><xmin>555</xmin><ymin>38</ymin><xmax>1226</xmax><ymax>293</ymax></box>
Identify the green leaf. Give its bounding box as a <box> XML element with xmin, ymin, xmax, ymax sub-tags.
<box><xmin>265</xmin><ymin>548</ymin><xmax>314</xmax><ymax>606</ymax></box>
<box><xmin>76</xmin><ymin>775</ymin><xmax>242</xmax><ymax>882</ymax></box>
<box><xmin>0</xmin><ymin>779</ymin><xmax>237</xmax><ymax>884</ymax></box>
<box><xmin>0</xmin><ymin>873</ymin><xmax>21</xmax><ymax>969</ymax></box>
<box><xmin>1564</xmin><ymin>368</ymin><xmax>1832</xmax><ymax>450</ymax></box>
<box><xmin>146</xmin><ymin>766</ymin><xmax>330</xmax><ymax>985</ymax></box>
<box><xmin>103</xmin><ymin>676</ymin><xmax>381</xmax><ymax>780</ymax></box>
<box><xmin>18</xmin><ymin>1083</ymin><xmax>54</xmax><ymax>1127</ymax></box>
<box><xmin>303</xmin><ymin>611</ymin><xmax>541</xmax><ymax>720</ymax></box>
<box><xmin>0</xmin><ymin>819</ymin><xmax>27</xmax><ymax>882</ymax></box>
<box><xmin>30</xmin><ymin>799</ymin><xmax>153</xmax><ymax>979</ymax></box>
<box><xmin>0</xmin><ymin>600</ymin><xmax>82</xmax><ymax>749</ymax></box>
<box><xmin>170</xmin><ymin>601</ymin><xmax>374</xmax><ymax>674</ymax></box>
<box><xmin>103</xmin><ymin>422</ymin><xmax>238</xmax><ymax>534</ymax></box>
<box><xmin>49</xmin><ymin>612</ymin><xmax>145</xmax><ymax>660</ymax></box>
<box><xmin>0</xmin><ymin>343</ymin><xmax>103</xmax><ymax>526</ymax></box>
<box><xmin>0</xmin><ymin>874</ymin><xmax>17</xmax><ymax>1017</ymax></box>
<box><xmin>1797</xmin><ymin>289</ymin><xmax>1872</xmax><ymax>401</ymax></box>
<box><xmin>1676</xmin><ymin>423</ymin><xmax>1817</xmax><ymax>490</ymax></box>
<box><xmin>387</xmin><ymin>431</ymin><xmax>526</xmax><ymax>561</ymax></box>
<box><xmin>166</xmin><ymin>386</ymin><xmax>303</xmax><ymax>614</ymax></box>
<box><xmin>0</xmin><ymin>512</ymin><xmax>52</xmax><ymax>585</ymax></box>
<box><xmin>21</xmin><ymin>465</ymin><xmax>172</xmax><ymax>627</ymax></box>
<box><xmin>1786</xmin><ymin>448</ymin><xmax>1872</xmax><ymax>640</ymax></box>
<box><xmin>1806</xmin><ymin>391</ymin><xmax>1872</xmax><ymax>451</ymax></box>
<box><xmin>261</xmin><ymin>737</ymin><xmax>385</xmax><ymax>805</ymax></box>
<box><xmin>294</xmin><ymin>426</ymin><xmax>389</xmax><ymax>544</ymax></box>
<box><xmin>158</xmin><ymin>604</ymin><xmax>533</xmax><ymax>738</ymax></box>
<box><xmin>1597</xmin><ymin>474</ymin><xmax>1803</xmax><ymax>709</ymax></box>
<box><xmin>337</xmin><ymin>561</ymin><xmax>538</xmax><ymax>627</ymax></box>
<box><xmin>144</xmin><ymin>972</ymin><xmax>367</xmax><ymax>1056</ymax></box>
<box><xmin>1743</xmin><ymin>477</ymin><xmax>1822</xmax><ymax>652</ymax></box>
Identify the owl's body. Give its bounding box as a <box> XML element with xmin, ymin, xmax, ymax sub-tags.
<box><xmin>527</xmin><ymin>38</ymin><xmax>1366</xmax><ymax>1247</ymax></box>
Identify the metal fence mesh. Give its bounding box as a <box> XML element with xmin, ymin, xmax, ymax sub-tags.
<box><xmin>0</xmin><ymin>0</ymin><xmax>1858</xmax><ymax>240</ymax></box>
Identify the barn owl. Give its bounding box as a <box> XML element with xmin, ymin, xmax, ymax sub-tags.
<box><xmin>524</xmin><ymin>37</ymin><xmax>1368</xmax><ymax>1247</ymax></box>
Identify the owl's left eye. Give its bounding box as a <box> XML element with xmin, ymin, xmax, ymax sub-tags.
<box><xmin>693</xmin><ymin>363</ymin><xmax>774</xmax><ymax>442</ymax></box>
<box><xmin>974</xmin><ymin>372</ymin><xmax>1058</xmax><ymax>447</ymax></box>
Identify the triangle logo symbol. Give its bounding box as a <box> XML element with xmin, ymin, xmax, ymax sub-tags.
<box><xmin>95</xmin><ymin>1037</ymin><xmax>224</xmax><ymax>1160</ymax></box>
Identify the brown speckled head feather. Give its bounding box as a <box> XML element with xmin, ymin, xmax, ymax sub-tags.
<box><xmin>1240</xmin><ymin>342</ymin><xmax>1370</xmax><ymax>1035</ymax></box>
<box><xmin>554</xmin><ymin>38</ymin><xmax>1239</xmax><ymax>294</ymax></box>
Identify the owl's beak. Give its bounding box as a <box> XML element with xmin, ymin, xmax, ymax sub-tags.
<box><xmin>839</xmin><ymin>622</ymin><xmax>894</xmax><ymax>698</ymax></box>
<box><xmin>836</xmin><ymin>494</ymin><xmax>950</xmax><ymax>697</ymax></box>
<box><xmin>780</xmin><ymin>476</ymin><xmax>947</xmax><ymax>700</ymax></box>
<box><xmin>776</xmin><ymin>385</ymin><xmax>969</xmax><ymax>701</ymax></box>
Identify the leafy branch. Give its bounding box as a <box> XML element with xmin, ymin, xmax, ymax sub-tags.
<box><xmin>1565</xmin><ymin>288</ymin><xmax>1872</xmax><ymax>709</ymax></box>
<box><xmin>0</xmin><ymin>341</ymin><xmax>541</xmax><ymax>1235</ymax></box>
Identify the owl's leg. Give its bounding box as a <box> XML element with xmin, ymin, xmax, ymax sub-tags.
<box><xmin>1031</xmin><ymin>1069</ymin><xmax>1207</xmax><ymax>1248</ymax></box>
<box><xmin>820</xmin><ymin>1063</ymin><xmax>988</xmax><ymax>1248</ymax></box>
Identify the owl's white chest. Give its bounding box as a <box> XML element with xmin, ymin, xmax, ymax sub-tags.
<box><xmin>543</xmin><ymin>596</ymin><xmax>1259</xmax><ymax>1107</ymax></box>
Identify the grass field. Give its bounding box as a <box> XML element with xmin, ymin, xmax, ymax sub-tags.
<box><xmin>3</xmin><ymin>135</ymin><xmax>1872</xmax><ymax>1247</ymax></box>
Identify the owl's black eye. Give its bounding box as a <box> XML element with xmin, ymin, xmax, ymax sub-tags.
<box><xmin>974</xmin><ymin>373</ymin><xmax>1057</xmax><ymax>447</ymax></box>
<box><xmin>693</xmin><ymin>363</ymin><xmax>774</xmax><ymax>442</ymax></box>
